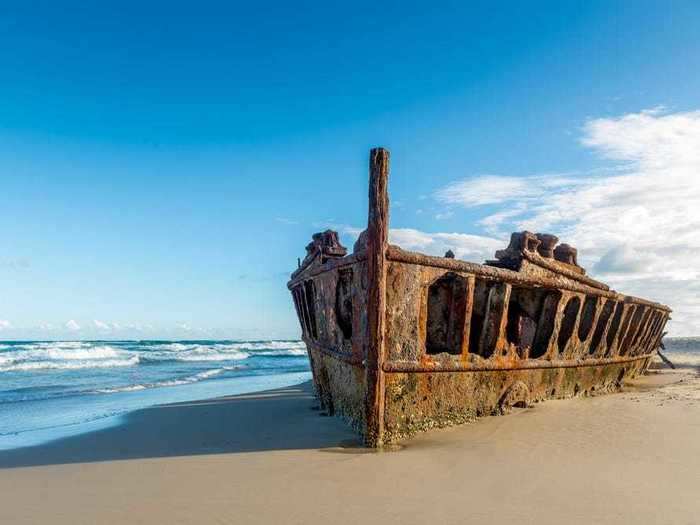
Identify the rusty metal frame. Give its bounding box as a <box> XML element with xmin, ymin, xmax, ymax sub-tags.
<box><xmin>305</xmin><ymin>339</ymin><xmax>364</xmax><ymax>367</ymax></box>
<box><xmin>307</xmin><ymin>337</ymin><xmax>651</xmax><ymax>373</ymax></box>
<box><xmin>386</xmin><ymin>246</ymin><xmax>671</xmax><ymax>312</ymax></box>
<box><xmin>382</xmin><ymin>354</ymin><xmax>652</xmax><ymax>373</ymax></box>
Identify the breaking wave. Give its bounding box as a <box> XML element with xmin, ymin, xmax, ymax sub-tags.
<box><xmin>0</xmin><ymin>340</ymin><xmax>307</xmax><ymax>373</ymax></box>
<box><xmin>137</xmin><ymin>341</ymin><xmax>306</xmax><ymax>363</ymax></box>
<box><xmin>139</xmin><ymin>349</ymin><xmax>251</xmax><ymax>363</ymax></box>
<box><xmin>0</xmin><ymin>340</ymin><xmax>312</xmax><ymax>449</ymax></box>
<box><xmin>93</xmin><ymin>367</ymin><xmax>241</xmax><ymax>393</ymax></box>
<box><xmin>0</xmin><ymin>356</ymin><xmax>140</xmax><ymax>372</ymax></box>
<box><xmin>661</xmin><ymin>337</ymin><xmax>700</xmax><ymax>368</ymax></box>
<box><xmin>659</xmin><ymin>352</ymin><xmax>700</xmax><ymax>368</ymax></box>
<box><xmin>257</xmin><ymin>348</ymin><xmax>307</xmax><ymax>356</ymax></box>
<box><xmin>150</xmin><ymin>340</ymin><xmax>305</xmax><ymax>352</ymax></box>
<box><xmin>0</xmin><ymin>343</ymin><xmax>138</xmax><ymax>372</ymax></box>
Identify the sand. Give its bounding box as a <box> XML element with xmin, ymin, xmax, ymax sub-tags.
<box><xmin>1</xmin><ymin>368</ymin><xmax>698</xmax><ymax>525</ymax></box>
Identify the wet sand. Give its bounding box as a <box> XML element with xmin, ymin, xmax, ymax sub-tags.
<box><xmin>1</xmin><ymin>368</ymin><xmax>698</xmax><ymax>524</ymax></box>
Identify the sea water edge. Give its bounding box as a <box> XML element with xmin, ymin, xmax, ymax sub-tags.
<box><xmin>0</xmin><ymin>340</ymin><xmax>312</xmax><ymax>451</ymax></box>
<box><xmin>0</xmin><ymin>338</ymin><xmax>697</xmax><ymax>452</ymax></box>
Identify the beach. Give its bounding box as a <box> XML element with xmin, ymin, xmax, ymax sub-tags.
<box><xmin>0</xmin><ymin>365</ymin><xmax>698</xmax><ymax>525</ymax></box>
<box><xmin>3</xmin><ymin>3</ymin><xmax>700</xmax><ymax>524</ymax></box>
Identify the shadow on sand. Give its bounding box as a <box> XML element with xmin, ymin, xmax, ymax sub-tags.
<box><xmin>0</xmin><ymin>381</ymin><xmax>362</xmax><ymax>469</ymax></box>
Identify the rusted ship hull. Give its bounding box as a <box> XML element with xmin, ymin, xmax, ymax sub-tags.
<box><xmin>288</xmin><ymin>148</ymin><xmax>670</xmax><ymax>447</ymax></box>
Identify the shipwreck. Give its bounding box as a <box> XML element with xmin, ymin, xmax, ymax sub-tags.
<box><xmin>288</xmin><ymin>148</ymin><xmax>671</xmax><ymax>447</ymax></box>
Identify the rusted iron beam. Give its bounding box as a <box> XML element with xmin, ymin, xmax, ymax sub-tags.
<box><xmin>291</xmin><ymin>289</ymin><xmax>305</xmax><ymax>335</ymax></box>
<box><xmin>386</xmin><ymin>245</ymin><xmax>671</xmax><ymax>312</ymax></box>
<box><xmin>381</xmin><ymin>353</ymin><xmax>652</xmax><ymax>373</ymax></box>
<box><xmin>479</xmin><ymin>282</ymin><xmax>511</xmax><ymax>357</ymax></box>
<box><xmin>305</xmin><ymin>339</ymin><xmax>364</xmax><ymax>367</ymax></box>
<box><xmin>364</xmin><ymin>147</ymin><xmax>390</xmax><ymax>447</ymax></box>
<box><xmin>287</xmin><ymin>252</ymin><xmax>366</xmax><ymax>288</ymax></box>
<box><xmin>521</xmin><ymin>250</ymin><xmax>609</xmax><ymax>290</ymax></box>
<box><xmin>460</xmin><ymin>276</ymin><xmax>476</xmax><ymax>356</ymax></box>
<box><xmin>306</xmin><ymin>337</ymin><xmax>652</xmax><ymax>372</ymax></box>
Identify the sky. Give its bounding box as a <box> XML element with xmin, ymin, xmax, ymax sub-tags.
<box><xmin>1</xmin><ymin>1</ymin><xmax>699</xmax><ymax>340</ymax></box>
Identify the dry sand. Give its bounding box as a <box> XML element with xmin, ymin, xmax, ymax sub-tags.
<box><xmin>1</xmin><ymin>367</ymin><xmax>698</xmax><ymax>525</ymax></box>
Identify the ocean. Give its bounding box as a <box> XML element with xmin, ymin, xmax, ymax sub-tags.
<box><xmin>658</xmin><ymin>337</ymin><xmax>700</xmax><ymax>368</ymax></box>
<box><xmin>0</xmin><ymin>340</ymin><xmax>312</xmax><ymax>450</ymax></box>
<box><xmin>0</xmin><ymin>337</ymin><xmax>698</xmax><ymax>451</ymax></box>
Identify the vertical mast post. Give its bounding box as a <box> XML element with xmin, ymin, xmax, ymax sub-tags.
<box><xmin>365</xmin><ymin>147</ymin><xmax>390</xmax><ymax>447</ymax></box>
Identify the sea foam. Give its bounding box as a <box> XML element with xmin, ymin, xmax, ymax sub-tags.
<box><xmin>0</xmin><ymin>356</ymin><xmax>140</xmax><ymax>372</ymax></box>
<box><xmin>92</xmin><ymin>367</ymin><xmax>241</xmax><ymax>394</ymax></box>
<box><xmin>0</xmin><ymin>340</ymin><xmax>308</xmax><ymax>376</ymax></box>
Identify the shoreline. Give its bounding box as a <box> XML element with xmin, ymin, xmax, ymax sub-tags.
<box><xmin>0</xmin><ymin>367</ymin><xmax>698</xmax><ymax>524</ymax></box>
<box><xmin>0</xmin><ymin>368</ymin><xmax>313</xmax><ymax>452</ymax></box>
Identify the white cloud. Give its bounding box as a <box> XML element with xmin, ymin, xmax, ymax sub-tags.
<box><xmin>434</xmin><ymin>108</ymin><xmax>700</xmax><ymax>335</ymax></box>
<box><xmin>593</xmin><ymin>245</ymin><xmax>654</xmax><ymax>274</ymax></box>
<box><xmin>65</xmin><ymin>319</ymin><xmax>81</xmax><ymax>331</ymax></box>
<box><xmin>436</xmin><ymin>175</ymin><xmax>537</xmax><ymax>207</ymax></box>
<box><xmin>389</xmin><ymin>228</ymin><xmax>503</xmax><ymax>263</ymax></box>
<box><xmin>324</xmin><ymin>225</ymin><xmax>504</xmax><ymax>263</ymax></box>
<box><xmin>93</xmin><ymin>319</ymin><xmax>111</xmax><ymax>331</ymax></box>
<box><xmin>0</xmin><ymin>320</ymin><xmax>11</xmax><ymax>331</ymax></box>
<box><xmin>435</xmin><ymin>173</ymin><xmax>589</xmax><ymax>211</ymax></box>
<box><xmin>580</xmin><ymin>106</ymin><xmax>700</xmax><ymax>166</ymax></box>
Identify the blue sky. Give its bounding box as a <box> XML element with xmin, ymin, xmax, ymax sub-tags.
<box><xmin>1</xmin><ymin>1</ymin><xmax>699</xmax><ymax>339</ymax></box>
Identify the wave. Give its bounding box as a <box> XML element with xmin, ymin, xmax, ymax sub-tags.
<box><xmin>0</xmin><ymin>344</ymin><xmax>136</xmax><ymax>373</ymax></box>
<box><xmin>256</xmin><ymin>348</ymin><xmax>307</xmax><ymax>356</ymax></box>
<box><xmin>662</xmin><ymin>338</ymin><xmax>700</xmax><ymax>368</ymax></box>
<box><xmin>137</xmin><ymin>341</ymin><xmax>306</xmax><ymax>362</ymax></box>
<box><xmin>42</xmin><ymin>341</ymin><xmax>90</xmax><ymax>347</ymax></box>
<box><xmin>22</xmin><ymin>341</ymin><xmax>92</xmax><ymax>350</ymax></box>
<box><xmin>0</xmin><ymin>340</ymin><xmax>307</xmax><ymax>374</ymax></box>
<box><xmin>238</xmin><ymin>341</ymin><xmax>306</xmax><ymax>351</ymax></box>
<box><xmin>149</xmin><ymin>341</ymin><xmax>306</xmax><ymax>352</ymax></box>
<box><xmin>139</xmin><ymin>349</ymin><xmax>251</xmax><ymax>363</ymax></box>
<box><xmin>93</xmin><ymin>367</ymin><xmax>239</xmax><ymax>394</ymax></box>
<box><xmin>151</xmin><ymin>342</ymin><xmax>191</xmax><ymax>351</ymax></box>
<box><xmin>1</xmin><ymin>344</ymin><xmax>124</xmax><ymax>361</ymax></box>
<box><xmin>662</xmin><ymin>351</ymin><xmax>700</xmax><ymax>368</ymax></box>
<box><xmin>44</xmin><ymin>345</ymin><xmax>123</xmax><ymax>361</ymax></box>
<box><xmin>0</xmin><ymin>356</ymin><xmax>140</xmax><ymax>372</ymax></box>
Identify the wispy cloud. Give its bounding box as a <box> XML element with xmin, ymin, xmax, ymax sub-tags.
<box><xmin>64</xmin><ymin>319</ymin><xmax>81</xmax><ymax>331</ymax></box>
<box><xmin>0</xmin><ymin>320</ymin><xmax>12</xmax><ymax>331</ymax></box>
<box><xmin>93</xmin><ymin>319</ymin><xmax>111</xmax><ymax>331</ymax></box>
<box><xmin>435</xmin><ymin>172</ymin><xmax>603</xmax><ymax>237</ymax></box>
<box><xmin>436</xmin><ymin>174</ymin><xmax>544</xmax><ymax>207</ymax></box>
<box><xmin>389</xmin><ymin>228</ymin><xmax>503</xmax><ymax>263</ymax></box>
